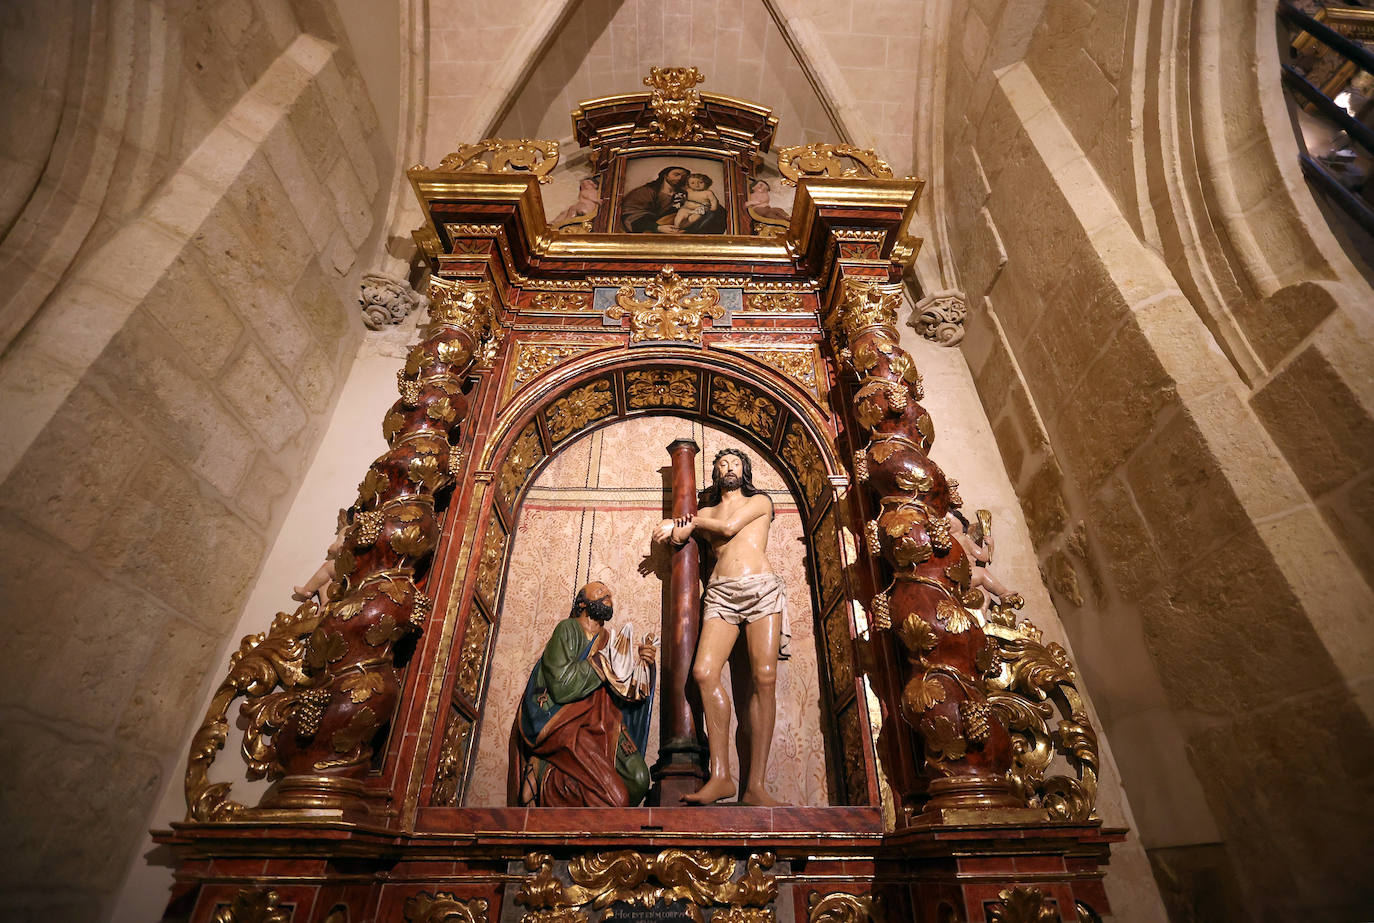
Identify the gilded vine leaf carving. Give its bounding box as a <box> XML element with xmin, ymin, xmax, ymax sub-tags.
<box><xmin>546</xmin><ymin>380</ymin><xmax>615</xmax><ymax>442</ymax></box>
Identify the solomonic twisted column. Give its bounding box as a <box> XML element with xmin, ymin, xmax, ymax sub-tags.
<box><xmin>828</xmin><ymin>279</ymin><xmax>1026</xmax><ymax>819</ymax></box>
<box><xmin>183</xmin><ymin>278</ymin><xmax>492</xmax><ymax>819</ymax></box>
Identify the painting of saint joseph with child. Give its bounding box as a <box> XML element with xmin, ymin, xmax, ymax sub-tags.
<box><xmin>618</xmin><ymin>157</ymin><xmax>728</xmax><ymax>234</ymax></box>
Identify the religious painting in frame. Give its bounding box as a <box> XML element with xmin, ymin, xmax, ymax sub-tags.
<box><xmin>614</xmin><ymin>154</ymin><xmax>731</xmax><ymax>235</ymax></box>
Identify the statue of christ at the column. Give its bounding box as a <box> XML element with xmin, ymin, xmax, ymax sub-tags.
<box><xmin>653</xmin><ymin>448</ymin><xmax>790</xmax><ymax>806</ymax></box>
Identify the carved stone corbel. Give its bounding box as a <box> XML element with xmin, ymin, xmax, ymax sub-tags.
<box><xmin>360</xmin><ymin>272</ymin><xmax>430</xmax><ymax>330</ymax></box>
<box><xmin>911</xmin><ymin>289</ymin><xmax>967</xmax><ymax>346</ymax></box>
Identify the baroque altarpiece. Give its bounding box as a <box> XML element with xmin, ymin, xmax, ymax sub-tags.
<box><xmin>159</xmin><ymin>70</ymin><xmax>1118</xmax><ymax>923</ymax></box>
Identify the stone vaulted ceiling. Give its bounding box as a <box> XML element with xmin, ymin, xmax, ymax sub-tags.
<box><xmin>424</xmin><ymin>0</ymin><xmax>923</xmax><ymax>175</ymax></box>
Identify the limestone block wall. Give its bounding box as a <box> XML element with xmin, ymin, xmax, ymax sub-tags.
<box><xmin>0</xmin><ymin>1</ymin><xmax>391</xmax><ymax>919</ymax></box>
<box><xmin>938</xmin><ymin>0</ymin><xmax>1374</xmax><ymax>917</ymax></box>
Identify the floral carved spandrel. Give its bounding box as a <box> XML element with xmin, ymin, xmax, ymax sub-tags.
<box><xmin>605</xmin><ymin>266</ymin><xmax>724</xmax><ymax>344</ymax></box>
<box><xmin>781</xmin><ymin>423</ymin><xmax>827</xmax><ymax>508</ymax></box>
<box><xmin>835</xmin><ymin>706</ymin><xmax>867</xmax><ymax>806</ymax></box>
<box><xmin>625</xmin><ymin>369</ymin><xmax>698</xmax><ymax>410</ymax></box>
<box><xmin>456</xmin><ymin>610</ymin><xmax>492</xmax><ymax>702</ymax></box>
<box><xmin>811</xmin><ymin>506</ymin><xmax>842</xmax><ymax>607</ymax></box>
<box><xmin>510</xmin><ymin>344</ymin><xmax>592</xmax><ymax>392</ymax></box>
<box><xmin>709</xmin><ymin>378</ymin><xmax>778</xmax><ymax>440</ymax></box>
<box><xmin>546</xmin><ymin>380</ymin><xmax>615</xmax><ymax>443</ymax></box>
<box><xmin>498</xmin><ymin>424</ymin><xmax>545</xmax><ymax>508</ymax></box>
<box><xmin>474</xmin><ymin>517</ymin><xmax>508</xmax><ymax>609</ymax></box>
<box><xmin>431</xmin><ymin>708</ymin><xmax>473</xmax><ymax>807</ymax></box>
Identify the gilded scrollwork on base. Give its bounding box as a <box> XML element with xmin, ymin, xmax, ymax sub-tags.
<box><xmin>985</xmin><ymin>886</ymin><xmax>1059</xmax><ymax>923</ymax></box>
<box><xmin>515</xmin><ymin>850</ymin><xmax>777</xmax><ymax>923</ymax></box>
<box><xmin>606</xmin><ymin>266</ymin><xmax>724</xmax><ymax>343</ymax></box>
<box><xmin>185</xmin><ymin>602</ymin><xmax>321</xmax><ymax>821</ymax></box>
<box><xmin>807</xmin><ymin>890</ymin><xmax>884</xmax><ymax>923</ymax></box>
<box><xmin>403</xmin><ymin>891</ymin><xmax>490</xmax><ymax>923</ymax></box>
<box><xmin>547</xmin><ymin>380</ymin><xmax>616</xmax><ymax>442</ymax></box>
<box><xmin>984</xmin><ymin>618</ymin><xmax>1100</xmax><ymax>823</ymax></box>
<box><xmin>212</xmin><ymin>888</ymin><xmax>292</xmax><ymax>923</ymax></box>
<box><xmin>626</xmin><ymin>369</ymin><xmax>698</xmax><ymax>409</ymax></box>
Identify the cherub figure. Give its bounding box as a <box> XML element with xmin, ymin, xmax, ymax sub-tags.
<box><xmin>293</xmin><ymin>508</ymin><xmax>349</xmax><ymax>608</ymax></box>
<box><xmin>949</xmin><ymin>508</ymin><xmax>1023</xmax><ymax>609</ymax></box>
<box><xmin>673</xmin><ymin>173</ymin><xmax>720</xmax><ymax>229</ymax></box>
<box><xmin>552</xmin><ymin>177</ymin><xmax>601</xmax><ymax>225</ymax></box>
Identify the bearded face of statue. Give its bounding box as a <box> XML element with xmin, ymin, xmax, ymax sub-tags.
<box><xmin>584</xmin><ymin>597</ymin><xmax>614</xmax><ymax>623</ymax></box>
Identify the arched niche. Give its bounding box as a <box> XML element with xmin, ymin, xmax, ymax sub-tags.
<box><xmin>421</xmin><ymin>347</ymin><xmax>880</xmax><ymax>811</ymax></box>
<box><xmin>465</xmin><ymin>415</ymin><xmax>826</xmax><ymax>806</ymax></box>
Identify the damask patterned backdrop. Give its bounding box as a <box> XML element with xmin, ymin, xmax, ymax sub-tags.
<box><xmin>465</xmin><ymin>415</ymin><xmax>828</xmax><ymax>805</ymax></box>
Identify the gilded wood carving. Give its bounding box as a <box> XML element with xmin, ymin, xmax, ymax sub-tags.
<box><xmin>605</xmin><ymin>266</ymin><xmax>724</xmax><ymax>343</ymax></box>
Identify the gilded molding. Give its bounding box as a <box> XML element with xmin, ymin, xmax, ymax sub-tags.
<box><xmin>527</xmin><ymin>292</ymin><xmax>594</xmax><ymax>312</ymax></box>
<box><xmin>742</xmin><ymin>292</ymin><xmax>809</xmax><ymax>313</ymax></box>
<box><xmin>606</xmin><ymin>266</ymin><xmax>724</xmax><ymax>344</ymax></box>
